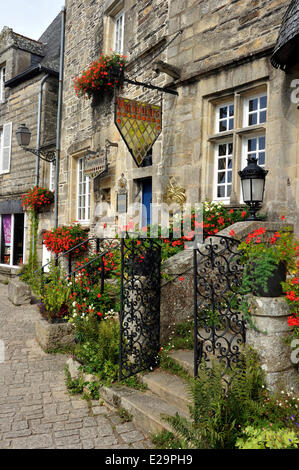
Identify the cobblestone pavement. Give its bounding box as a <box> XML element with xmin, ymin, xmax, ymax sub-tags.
<box><xmin>0</xmin><ymin>284</ymin><xmax>152</xmax><ymax>449</ymax></box>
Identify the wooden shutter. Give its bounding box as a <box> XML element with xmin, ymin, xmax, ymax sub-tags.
<box><xmin>1</xmin><ymin>122</ymin><xmax>12</xmax><ymax>173</ymax></box>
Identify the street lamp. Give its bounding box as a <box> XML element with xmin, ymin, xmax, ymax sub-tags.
<box><xmin>16</xmin><ymin>124</ymin><xmax>56</xmax><ymax>163</ymax></box>
<box><xmin>238</xmin><ymin>156</ymin><xmax>268</xmax><ymax>221</ymax></box>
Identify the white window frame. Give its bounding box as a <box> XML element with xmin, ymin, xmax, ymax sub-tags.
<box><xmin>243</xmin><ymin>93</ymin><xmax>267</xmax><ymax>127</ymax></box>
<box><xmin>0</xmin><ymin>122</ymin><xmax>12</xmax><ymax>174</ymax></box>
<box><xmin>215</xmin><ymin>102</ymin><xmax>234</xmax><ymax>134</ymax></box>
<box><xmin>114</xmin><ymin>10</ymin><xmax>125</xmax><ymax>54</ymax></box>
<box><xmin>213</xmin><ymin>141</ymin><xmax>233</xmax><ymax>204</ymax></box>
<box><xmin>77</xmin><ymin>157</ymin><xmax>90</xmax><ymax>223</ymax></box>
<box><xmin>0</xmin><ymin>213</ymin><xmax>26</xmax><ymax>268</ymax></box>
<box><xmin>0</xmin><ymin>66</ymin><xmax>5</xmax><ymax>103</ymax></box>
<box><xmin>49</xmin><ymin>162</ymin><xmax>55</xmax><ymax>192</ymax></box>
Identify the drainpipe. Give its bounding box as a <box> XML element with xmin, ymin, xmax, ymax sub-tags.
<box><xmin>35</xmin><ymin>72</ymin><xmax>49</xmax><ymax>186</ymax></box>
<box><xmin>54</xmin><ymin>6</ymin><xmax>66</xmax><ymax>229</ymax></box>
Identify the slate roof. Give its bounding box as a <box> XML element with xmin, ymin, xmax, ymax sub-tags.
<box><xmin>271</xmin><ymin>0</ymin><xmax>299</xmax><ymax>70</ymax></box>
<box><xmin>38</xmin><ymin>12</ymin><xmax>62</xmax><ymax>72</ymax></box>
<box><xmin>5</xmin><ymin>12</ymin><xmax>61</xmax><ymax>88</ymax></box>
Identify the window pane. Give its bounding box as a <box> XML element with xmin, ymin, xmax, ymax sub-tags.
<box><xmin>259</xmin><ymin>136</ymin><xmax>265</xmax><ymax>149</ymax></box>
<box><xmin>228</xmin><ymin>158</ymin><xmax>232</xmax><ymax>169</ymax></box>
<box><xmin>218</xmin><ymin>144</ymin><xmax>227</xmax><ymax>156</ymax></box>
<box><xmin>248</xmin><ymin>138</ymin><xmax>257</xmax><ymax>152</ymax></box>
<box><xmin>259</xmin><ymin>110</ymin><xmax>267</xmax><ymax>124</ymax></box>
<box><xmin>220</xmin><ymin>107</ymin><xmax>227</xmax><ymax>119</ymax></box>
<box><xmin>258</xmin><ymin>152</ymin><xmax>265</xmax><ymax>166</ymax></box>
<box><xmin>228</xmin><ymin>143</ymin><xmax>233</xmax><ymax>154</ymax></box>
<box><xmin>227</xmin><ymin>171</ymin><xmax>232</xmax><ymax>183</ymax></box>
<box><xmin>249</xmin><ymin>113</ymin><xmax>257</xmax><ymax>126</ymax></box>
<box><xmin>227</xmin><ymin>185</ymin><xmax>232</xmax><ymax>197</ymax></box>
<box><xmin>218</xmin><ymin>158</ymin><xmax>226</xmax><ymax>170</ymax></box>
<box><xmin>219</xmin><ymin>121</ymin><xmax>227</xmax><ymax>132</ymax></box>
<box><xmin>217</xmin><ymin>186</ymin><xmax>225</xmax><ymax>198</ymax></box>
<box><xmin>229</xmin><ymin>118</ymin><xmax>234</xmax><ymax>130</ymax></box>
<box><xmin>249</xmin><ymin>98</ymin><xmax>258</xmax><ymax>111</ymax></box>
<box><xmin>260</xmin><ymin>95</ymin><xmax>267</xmax><ymax>109</ymax></box>
<box><xmin>229</xmin><ymin>105</ymin><xmax>234</xmax><ymax>116</ymax></box>
<box><xmin>218</xmin><ymin>172</ymin><xmax>226</xmax><ymax>184</ymax></box>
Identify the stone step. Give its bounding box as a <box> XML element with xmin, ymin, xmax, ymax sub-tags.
<box><xmin>167</xmin><ymin>349</ymin><xmax>194</xmax><ymax>376</ymax></box>
<box><xmin>100</xmin><ymin>384</ymin><xmax>189</xmax><ymax>437</ymax></box>
<box><xmin>140</xmin><ymin>369</ymin><xmax>191</xmax><ymax>416</ymax></box>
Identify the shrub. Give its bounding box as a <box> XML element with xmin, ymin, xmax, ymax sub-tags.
<box><xmin>43</xmin><ymin>224</ymin><xmax>88</xmax><ymax>256</ymax></box>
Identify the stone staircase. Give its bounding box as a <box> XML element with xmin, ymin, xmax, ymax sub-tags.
<box><xmin>99</xmin><ymin>349</ymin><xmax>194</xmax><ymax>438</ymax></box>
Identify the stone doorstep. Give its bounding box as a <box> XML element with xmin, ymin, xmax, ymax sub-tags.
<box><xmin>66</xmin><ymin>357</ymin><xmax>191</xmax><ymax>437</ymax></box>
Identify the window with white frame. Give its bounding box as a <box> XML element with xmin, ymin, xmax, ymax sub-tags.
<box><xmin>77</xmin><ymin>157</ymin><xmax>90</xmax><ymax>222</ymax></box>
<box><xmin>243</xmin><ymin>93</ymin><xmax>267</xmax><ymax>127</ymax></box>
<box><xmin>215</xmin><ymin>103</ymin><xmax>234</xmax><ymax>133</ymax></box>
<box><xmin>0</xmin><ymin>66</ymin><xmax>5</xmax><ymax>102</ymax></box>
<box><xmin>242</xmin><ymin>135</ymin><xmax>266</xmax><ymax>168</ymax></box>
<box><xmin>211</xmin><ymin>88</ymin><xmax>267</xmax><ymax>203</ymax></box>
<box><xmin>49</xmin><ymin>162</ymin><xmax>55</xmax><ymax>191</ymax></box>
<box><xmin>114</xmin><ymin>10</ymin><xmax>125</xmax><ymax>54</ymax></box>
<box><xmin>214</xmin><ymin>142</ymin><xmax>233</xmax><ymax>201</ymax></box>
<box><xmin>0</xmin><ymin>122</ymin><xmax>12</xmax><ymax>174</ymax></box>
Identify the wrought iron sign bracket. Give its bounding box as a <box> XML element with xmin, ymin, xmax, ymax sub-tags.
<box><xmin>22</xmin><ymin>147</ymin><xmax>56</xmax><ymax>164</ymax></box>
<box><xmin>123</xmin><ymin>77</ymin><xmax>178</xmax><ymax>96</ymax></box>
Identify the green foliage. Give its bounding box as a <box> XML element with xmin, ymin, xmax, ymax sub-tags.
<box><xmin>117</xmin><ymin>407</ymin><xmax>133</xmax><ymax>423</ymax></box>
<box><xmin>151</xmin><ymin>430</ymin><xmax>183</xmax><ymax>449</ymax></box>
<box><xmin>120</xmin><ymin>375</ymin><xmax>148</xmax><ymax>391</ymax></box>
<box><xmin>74</xmin><ymin>317</ymin><xmax>120</xmax><ymax>384</ymax></box>
<box><xmin>235</xmin><ymin>426</ymin><xmax>299</xmax><ymax>449</ymax></box>
<box><xmin>163</xmin><ymin>348</ymin><xmax>267</xmax><ymax>449</ymax></box>
<box><xmin>64</xmin><ymin>366</ymin><xmax>87</xmax><ymax>395</ymax></box>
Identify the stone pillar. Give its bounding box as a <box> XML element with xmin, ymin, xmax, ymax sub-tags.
<box><xmin>246</xmin><ymin>296</ymin><xmax>298</xmax><ymax>393</ymax></box>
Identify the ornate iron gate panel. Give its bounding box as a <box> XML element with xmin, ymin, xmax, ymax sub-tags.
<box><xmin>119</xmin><ymin>237</ymin><xmax>161</xmax><ymax>380</ymax></box>
<box><xmin>193</xmin><ymin>235</ymin><xmax>246</xmax><ymax>381</ymax></box>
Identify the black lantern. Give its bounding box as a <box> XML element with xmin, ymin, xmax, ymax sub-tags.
<box><xmin>16</xmin><ymin>124</ymin><xmax>31</xmax><ymax>147</ymax></box>
<box><xmin>238</xmin><ymin>156</ymin><xmax>268</xmax><ymax>221</ymax></box>
<box><xmin>16</xmin><ymin>124</ymin><xmax>56</xmax><ymax>163</ymax></box>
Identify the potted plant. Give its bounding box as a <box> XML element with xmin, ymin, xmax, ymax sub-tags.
<box><xmin>21</xmin><ymin>186</ymin><xmax>54</xmax><ymax>213</ymax></box>
<box><xmin>73</xmin><ymin>52</ymin><xmax>126</xmax><ymax>100</ymax></box>
<box><xmin>237</xmin><ymin>223</ymin><xmax>298</xmax><ymax>297</ymax></box>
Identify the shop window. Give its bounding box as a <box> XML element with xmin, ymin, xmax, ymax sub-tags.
<box><xmin>77</xmin><ymin>157</ymin><xmax>90</xmax><ymax>222</ymax></box>
<box><xmin>0</xmin><ymin>213</ymin><xmax>25</xmax><ymax>266</ymax></box>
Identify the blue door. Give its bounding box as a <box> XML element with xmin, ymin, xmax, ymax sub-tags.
<box><xmin>141</xmin><ymin>179</ymin><xmax>152</xmax><ymax>227</ymax></box>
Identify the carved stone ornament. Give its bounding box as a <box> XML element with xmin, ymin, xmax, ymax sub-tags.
<box><xmin>164</xmin><ymin>176</ymin><xmax>186</xmax><ymax>207</ymax></box>
<box><xmin>118</xmin><ymin>173</ymin><xmax>128</xmax><ymax>195</ymax></box>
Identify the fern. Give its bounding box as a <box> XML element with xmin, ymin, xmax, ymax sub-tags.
<box><xmin>162</xmin><ymin>347</ymin><xmax>267</xmax><ymax>449</ymax></box>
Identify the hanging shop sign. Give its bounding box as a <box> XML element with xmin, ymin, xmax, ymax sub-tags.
<box><xmin>84</xmin><ymin>151</ymin><xmax>107</xmax><ymax>179</ymax></box>
<box><xmin>115</xmin><ymin>96</ymin><xmax>162</xmax><ymax>167</ymax></box>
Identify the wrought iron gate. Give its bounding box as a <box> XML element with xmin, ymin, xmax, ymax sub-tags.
<box><xmin>193</xmin><ymin>235</ymin><xmax>246</xmax><ymax>381</ymax></box>
<box><xmin>119</xmin><ymin>237</ymin><xmax>161</xmax><ymax>380</ymax></box>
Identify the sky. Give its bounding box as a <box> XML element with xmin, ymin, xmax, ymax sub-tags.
<box><xmin>0</xmin><ymin>0</ymin><xmax>65</xmax><ymax>41</ymax></box>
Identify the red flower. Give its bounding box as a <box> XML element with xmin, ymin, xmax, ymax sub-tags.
<box><xmin>229</xmin><ymin>229</ymin><xmax>236</xmax><ymax>237</ymax></box>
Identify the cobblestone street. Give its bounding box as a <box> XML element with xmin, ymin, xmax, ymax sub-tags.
<box><xmin>0</xmin><ymin>284</ymin><xmax>152</xmax><ymax>449</ymax></box>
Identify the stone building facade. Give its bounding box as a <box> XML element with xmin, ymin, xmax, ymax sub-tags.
<box><xmin>0</xmin><ymin>16</ymin><xmax>61</xmax><ymax>276</ymax></box>
<box><xmin>59</xmin><ymin>0</ymin><xmax>299</xmax><ymax>240</ymax></box>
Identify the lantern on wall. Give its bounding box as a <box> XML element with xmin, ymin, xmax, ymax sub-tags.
<box><xmin>238</xmin><ymin>156</ymin><xmax>268</xmax><ymax>221</ymax></box>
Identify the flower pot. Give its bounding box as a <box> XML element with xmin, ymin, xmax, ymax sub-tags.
<box><xmin>253</xmin><ymin>261</ymin><xmax>287</xmax><ymax>297</ymax></box>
